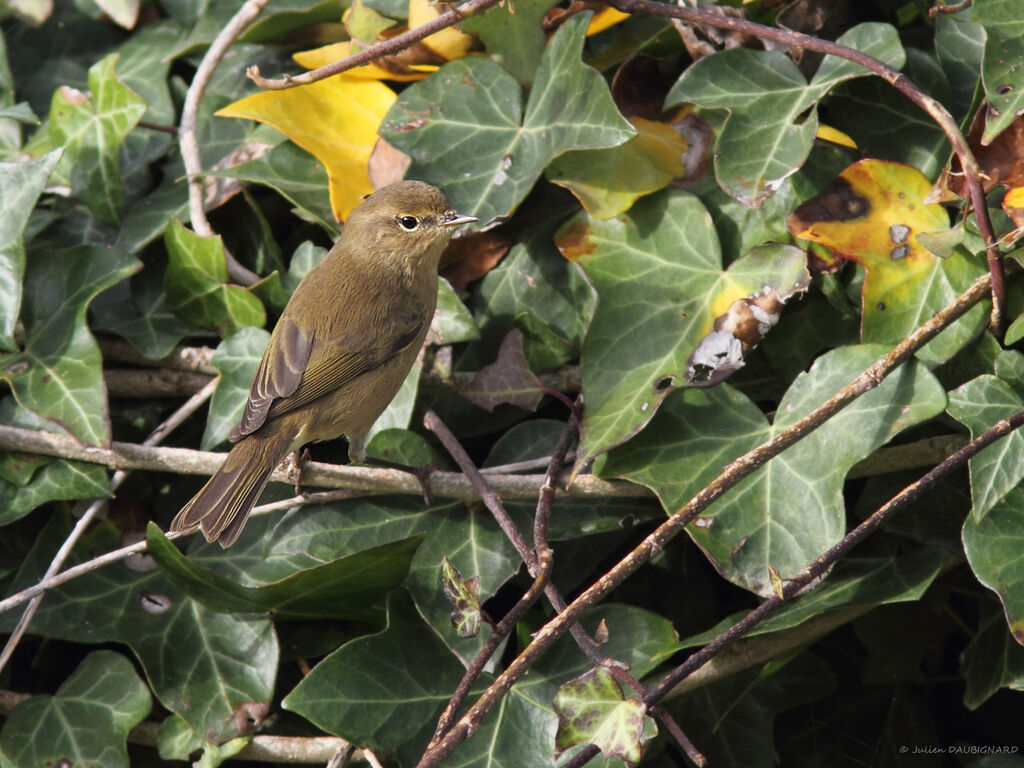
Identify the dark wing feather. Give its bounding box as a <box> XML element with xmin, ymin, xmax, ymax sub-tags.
<box><xmin>264</xmin><ymin>319</ymin><xmax>424</xmax><ymax>421</ymax></box>
<box><xmin>230</xmin><ymin>316</ymin><xmax>314</xmax><ymax>441</ymax></box>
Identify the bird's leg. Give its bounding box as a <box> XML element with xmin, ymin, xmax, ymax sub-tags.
<box><xmin>287</xmin><ymin>448</ymin><xmax>313</xmax><ymax>498</ymax></box>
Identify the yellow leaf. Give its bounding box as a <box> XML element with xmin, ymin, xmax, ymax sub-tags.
<box><xmin>587</xmin><ymin>7</ymin><xmax>629</xmax><ymax>35</ymax></box>
<box><xmin>816</xmin><ymin>123</ymin><xmax>857</xmax><ymax>149</ymax></box>
<box><xmin>294</xmin><ymin>41</ymin><xmax>437</xmax><ymax>82</ymax></box>
<box><xmin>546</xmin><ymin>116</ymin><xmax>687</xmax><ymax>219</ymax></box>
<box><xmin>217</xmin><ymin>77</ymin><xmax>396</xmax><ymax>221</ymax></box>
<box><xmin>408</xmin><ymin>0</ymin><xmax>475</xmax><ymax>60</ymax></box>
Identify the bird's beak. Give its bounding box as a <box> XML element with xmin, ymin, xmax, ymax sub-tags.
<box><xmin>442</xmin><ymin>212</ymin><xmax>478</xmax><ymax>228</ymax></box>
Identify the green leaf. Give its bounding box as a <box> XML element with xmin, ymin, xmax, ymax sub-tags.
<box><xmin>283</xmin><ymin>590</ymin><xmax>470</xmax><ymax>765</ymax></box>
<box><xmin>961</xmin><ymin>603</ymin><xmax>1024</xmax><ymax>709</ymax></box>
<box><xmin>934</xmin><ymin>7</ymin><xmax>986</xmax><ymax>119</ymax></box>
<box><xmin>148</xmin><ymin>523</ymin><xmax>423</xmax><ymax>621</ymax></box>
<box><xmin>599</xmin><ymin>345</ymin><xmax>946</xmax><ymax>596</ymax></box>
<box><xmin>48</xmin><ymin>53</ymin><xmax>147</xmax><ymax>225</ymax></box>
<box><xmin>0</xmin><ymin>650</ymin><xmax>151</xmax><ymax>768</ymax></box>
<box><xmin>559</xmin><ymin>189</ymin><xmax>809</xmax><ymax>471</ymax></box>
<box><xmin>156</xmin><ymin>715</ymin><xmax>249</xmax><ymax>766</ymax></box>
<box><xmin>947</xmin><ymin>375</ymin><xmax>1024</xmax><ymax>521</ymax></box>
<box><xmin>0</xmin><ymin>148</ymin><xmax>61</xmax><ymax>352</ymax></box>
<box><xmin>380</xmin><ymin>12</ymin><xmax>635</xmax><ymax>224</ymax></box>
<box><xmin>205</xmin><ymin>140</ymin><xmax>339</xmax><ymax>236</ymax></box>
<box><xmin>460</xmin><ymin>0</ymin><xmax>558</xmax><ymax>84</ymax></box>
<box><xmin>0</xmin><ymin>243</ymin><xmax>140</xmax><ymax>446</ymax></box>
<box><xmin>91</xmin><ymin>261</ymin><xmax>195</xmax><ymax>360</ymax></box>
<box><xmin>164</xmin><ymin>219</ymin><xmax>266</xmax><ymax>335</ymax></box>
<box><xmin>201</xmin><ymin>326</ymin><xmax>268</xmax><ymax>449</ymax></box>
<box><xmin>441</xmin><ymin>555</ymin><xmax>482</xmax><ymax>639</ymax></box>
<box><xmin>434</xmin><ymin>277</ymin><xmax>481</xmax><ymax>344</ymax></box>
<box><xmin>971</xmin><ymin>0</ymin><xmax>1024</xmax><ymax>143</ymax></box>
<box><xmin>0</xmin><ymin>457</ymin><xmax>110</xmax><ymax>526</ymax></box>
<box><xmin>667</xmin><ymin>22</ymin><xmax>904</xmax><ymax>206</ymax></box>
<box><xmin>554</xmin><ymin>666</ymin><xmax>651</xmax><ymax>764</ymax></box>
<box><xmin>0</xmin><ymin>515</ymin><xmax>278</xmax><ymax>744</ymax></box>
<box><xmin>963</xmin><ymin>486</ymin><xmax>1024</xmax><ymax>645</ymax></box>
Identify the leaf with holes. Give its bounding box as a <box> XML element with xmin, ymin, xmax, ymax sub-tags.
<box><xmin>971</xmin><ymin>0</ymin><xmax>1024</xmax><ymax>144</ymax></box>
<box><xmin>788</xmin><ymin>158</ymin><xmax>986</xmax><ymax>364</ymax></box>
<box><xmin>556</xmin><ymin>189</ymin><xmax>808</xmax><ymax>473</ymax></box>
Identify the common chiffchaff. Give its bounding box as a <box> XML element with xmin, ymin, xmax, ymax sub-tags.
<box><xmin>171</xmin><ymin>181</ymin><xmax>476</xmax><ymax>547</ymax></box>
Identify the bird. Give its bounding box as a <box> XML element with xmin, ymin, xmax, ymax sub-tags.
<box><xmin>170</xmin><ymin>181</ymin><xmax>476</xmax><ymax>547</ymax></box>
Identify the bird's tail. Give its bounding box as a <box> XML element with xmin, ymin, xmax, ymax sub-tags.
<box><xmin>171</xmin><ymin>431</ymin><xmax>290</xmax><ymax>548</ymax></box>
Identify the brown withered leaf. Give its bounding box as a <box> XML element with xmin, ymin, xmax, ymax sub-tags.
<box><xmin>440</xmin><ymin>230</ymin><xmax>510</xmax><ymax>292</ymax></box>
<box><xmin>943</xmin><ymin>109</ymin><xmax>1024</xmax><ymax>200</ymax></box>
<box><xmin>461</xmin><ymin>328</ymin><xmax>543</xmax><ymax>413</ymax></box>
<box><xmin>368</xmin><ymin>137</ymin><xmax>412</xmax><ymax>190</ymax></box>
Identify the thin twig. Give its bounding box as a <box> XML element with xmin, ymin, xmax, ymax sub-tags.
<box><xmin>429</xmin><ymin>549</ymin><xmax>553</xmax><ymax>746</ymax></box>
<box><xmin>929</xmin><ymin>0</ymin><xmax>972</xmax><ymax>16</ymax></box>
<box><xmin>247</xmin><ymin>0</ymin><xmax>502</xmax><ymax>90</ymax></box>
<box><xmin>414</xmin><ymin>268</ymin><xmax>993</xmax><ymax>768</ymax></box>
<box><xmin>179</xmin><ymin>0</ymin><xmax>267</xmax><ymax>285</ymax></box>
<box><xmin>650</xmin><ymin>705</ymin><xmax>706</xmax><ymax>768</ymax></box>
<box><xmin>0</xmin><ymin>377</ymin><xmax>219</xmax><ymax>674</ymax></box>
<box><xmin>599</xmin><ymin>0</ymin><xmax>1004</xmax><ymax>330</ymax></box>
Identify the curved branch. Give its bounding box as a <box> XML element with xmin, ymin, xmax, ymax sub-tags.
<box><xmin>179</xmin><ymin>0</ymin><xmax>268</xmax><ymax>285</ymax></box>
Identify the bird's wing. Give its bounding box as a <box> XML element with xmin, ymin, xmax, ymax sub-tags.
<box><xmin>230</xmin><ymin>313</ymin><xmax>425</xmax><ymax>440</ymax></box>
<box><xmin>230</xmin><ymin>314</ymin><xmax>314</xmax><ymax>440</ymax></box>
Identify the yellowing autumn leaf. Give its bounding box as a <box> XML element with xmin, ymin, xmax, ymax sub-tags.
<box><xmin>294</xmin><ymin>41</ymin><xmax>437</xmax><ymax>83</ymax></box>
<box><xmin>587</xmin><ymin>7</ymin><xmax>629</xmax><ymax>35</ymax></box>
<box><xmin>408</xmin><ymin>0</ymin><xmax>476</xmax><ymax>60</ymax></box>
<box><xmin>217</xmin><ymin>77</ymin><xmax>396</xmax><ymax>221</ymax></box>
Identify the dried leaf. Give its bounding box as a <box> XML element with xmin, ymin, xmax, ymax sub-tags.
<box><xmin>461</xmin><ymin>328</ymin><xmax>543</xmax><ymax>413</ymax></box>
<box><xmin>439</xmin><ymin>230</ymin><xmax>510</xmax><ymax>293</ymax></box>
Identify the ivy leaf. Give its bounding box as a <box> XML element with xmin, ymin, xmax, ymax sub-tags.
<box><xmin>147</xmin><ymin>524</ymin><xmax>423</xmax><ymax>622</ymax></box>
<box><xmin>553</xmin><ymin>666</ymin><xmax>651</xmax><ymax>764</ymax></box>
<box><xmin>970</xmin><ymin>0</ymin><xmax>1024</xmax><ymax>143</ymax></box>
<box><xmin>380</xmin><ymin>12</ymin><xmax>635</xmax><ymax>224</ymax></box>
<box><xmin>947</xmin><ymin>375</ymin><xmax>1024</xmax><ymax>521</ymax></box>
<box><xmin>963</xmin><ymin>487</ymin><xmax>1024</xmax><ymax>646</ymax></box>
<box><xmin>48</xmin><ymin>53</ymin><xmax>147</xmax><ymax>225</ymax></box>
<box><xmin>598</xmin><ymin>346</ymin><xmax>946</xmax><ymax>596</ymax></box>
<box><xmin>667</xmin><ymin>22</ymin><xmax>904</xmax><ymax>206</ymax></box>
<box><xmin>0</xmin><ymin>651</ymin><xmax>150</xmax><ymax>768</ymax></box>
<box><xmin>460</xmin><ymin>0</ymin><xmax>558</xmax><ymax>85</ymax></box>
<box><xmin>0</xmin><ymin>149</ymin><xmax>61</xmax><ymax>352</ymax></box>
<box><xmin>0</xmin><ymin>244</ymin><xmax>140</xmax><ymax>446</ymax></box>
<box><xmin>788</xmin><ymin>158</ymin><xmax>986</xmax><ymax>364</ymax></box>
<box><xmin>217</xmin><ymin>72</ymin><xmax>396</xmax><ymax>222</ymax></box>
<box><xmin>0</xmin><ymin>516</ymin><xmax>278</xmax><ymax>744</ymax></box>
<box><xmin>283</xmin><ymin>591</ymin><xmax>471</xmax><ymax>765</ymax></box>
<box><xmin>557</xmin><ymin>189</ymin><xmax>808</xmax><ymax>473</ymax></box>
<box><xmin>163</xmin><ymin>219</ymin><xmax>266</xmax><ymax>335</ymax></box>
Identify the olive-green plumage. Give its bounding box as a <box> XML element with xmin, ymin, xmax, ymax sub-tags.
<box><xmin>171</xmin><ymin>181</ymin><xmax>475</xmax><ymax>547</ymax></box>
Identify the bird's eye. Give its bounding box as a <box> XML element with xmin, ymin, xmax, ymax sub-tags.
<box><xmin>397</xmin><ymin>215</ymin><xmax>419</xmax><ymax>231</ymax></box>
